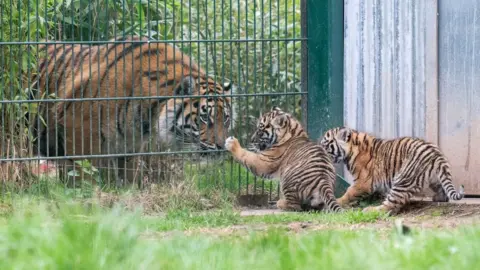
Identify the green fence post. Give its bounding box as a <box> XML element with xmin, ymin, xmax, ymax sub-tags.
<box><xmin>303</xmin><ymin>0</ymin><xmax>349</xmax><ymax>196</ymax></box>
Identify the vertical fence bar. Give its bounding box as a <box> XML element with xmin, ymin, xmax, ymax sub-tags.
<box><xmin>305</xmin><ymin>0</ymin><xmax>344</xmax><ymax>138</ymax></box>
<box><xmin>305</xmin><ymin>0</ymin><xmax>348</xmax><ymax>196</ymax></box>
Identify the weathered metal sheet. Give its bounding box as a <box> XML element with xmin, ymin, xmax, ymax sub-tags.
<box><xmin>344</xmin><ymin>0</ymin><xmax>434</xmax><ymax>139</ymax></box>
<box><xmin>343</xmin><ymin>0</ymin><xmax>438</xmax><ymax>185</ymax></box>
<box><xmin>438</xmin><ymin>0</ymin><xmax>480</xmax><ymax>194</ymax></box>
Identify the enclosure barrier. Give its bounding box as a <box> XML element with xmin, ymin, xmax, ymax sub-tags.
<box><xmin>0</xmin><ymin>0</ymin><xmax>348</xmax><ymax>203</ymax></box>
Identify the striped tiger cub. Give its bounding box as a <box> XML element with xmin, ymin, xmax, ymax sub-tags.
<box><xmin>320</xmin><ymin>127</ymin><xmax>465</xmax><ymax>214</ymax></box>
<box><xmin>30</xmin><ymin>36</ymin><xmax>233</xmax><ymax>186</ymax></box>
<box><xmin>225</xmin><ymin>107</ymin><xmax>342</xmax><ymax>212</ymax></box>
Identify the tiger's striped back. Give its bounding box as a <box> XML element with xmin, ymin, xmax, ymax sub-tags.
<box><xmin>279</xmin><ymin>140</ymin><xmax>342</xmax><ymax>212</ymax></box>
<box><xmin>225</xmin><ymin>107</ymin><xmax>341</xmax><ymax>212</ymax></box>
<box><xmin>320</xmin><ymin>127</ymin><xmax>465</xmax><ymax>214</ymax></box>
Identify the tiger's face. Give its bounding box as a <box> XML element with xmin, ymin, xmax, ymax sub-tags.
<box><xmin>319</xmin><ymin>127</ymin><xmax>353</xmax><ymax>163</ymax></box>
<box><xmin>156</xmin><ymin>79</ymin><xmax>233</xmax><ymax>152</ymax></box>
<box><xmin>250</xmin><ymin>107</ymin><xmax>303</xmax><ymax>152</ymax></box>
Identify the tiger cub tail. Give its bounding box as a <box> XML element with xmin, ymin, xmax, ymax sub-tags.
<box><xmin>437</xmin><ymin>157</ymin><xmax>465</xmax><ymax>201</ymax></box>
<box><xmin>312</xmin><ymin>185</ymin><xmax>342</xmax><ymax>213</ymax></box>
<box><xmin>324</xmin><ymin>191</ymin><xmax>343</xmax><ymax>213</ymax></box>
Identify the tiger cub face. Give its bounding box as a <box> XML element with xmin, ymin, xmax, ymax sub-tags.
<box><xmin>250</xmin><ymin>107</ymin><xmax>305</xmax><ymax>152</ymax></box>
<box><xmin>319</xmin><ymin>127</ymin><xmax>354</xmax><ymax>163</ymax></box>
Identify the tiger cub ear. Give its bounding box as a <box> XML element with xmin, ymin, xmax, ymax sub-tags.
<box><xmin>174</xmin><ymin>76</ymin><xmax>196</xmax><ymax>96</ymax></box>
<box><xmin>272</xmin><ymin>113</ymin><xmax>289</xmax><ymax>128</ymax></box>
<box><xmin>271</xmin><ymin>106</ymin><xmax>283</xmax><ymax>112</ymax></box>
<box><xmin>338</xmin><ymin>127</ymin><xmax>352</xmax><ymax>142</ymax></box>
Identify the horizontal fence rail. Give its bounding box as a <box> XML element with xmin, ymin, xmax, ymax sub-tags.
<box><xmin>0</xmin><ymin>38</ymin><xmax>306</xmax><ymax>45</ymax></box>
<box><xmin>0</xmin><ymin>92</ymin><xmax>306</xmax><ymax>104</ymax></box>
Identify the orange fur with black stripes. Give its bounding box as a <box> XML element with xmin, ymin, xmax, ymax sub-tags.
<box><xmin>225</xmin><ymin>107</ymin><xmax>341</xmax><ymax>212</ymax></box>
<box><xmin>155</xmin><ymin>89</ymin><xmax>233</xmax><ymax>152</ymax></box>
<box><xmin>30</xmin><ymin>36</ymin><xmax>233</xmax><ymax>186</ymax></box>
<box><xmin>320</xmin><ymin>127</ymin><xmax>465</xmax><ymax>214</ymax></box>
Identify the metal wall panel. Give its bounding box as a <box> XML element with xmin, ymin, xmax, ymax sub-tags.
<box><xmin>343</xmin><ymin>0</ymin><xmax>480</xmax><ymax>194</ymax></box>
<box><xmin>343</xmin><ymin>0</ymin><xmax>436</xmax><ymax>139</ymax></box>
<box><xmin>438</xmin><ymin>0</ymin><xmax>480</xmax><ymax>194</ymax></box>
<box><xmin>342</xmin><ymin>0</ymin><xmax>438</xmax><ymax>184</ymax></box>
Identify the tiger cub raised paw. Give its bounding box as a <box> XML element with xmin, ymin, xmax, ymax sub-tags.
<box><xmin>225</xmin><ymin>136</ymin><xmax>240</xmax><ymax>152</ymax></box>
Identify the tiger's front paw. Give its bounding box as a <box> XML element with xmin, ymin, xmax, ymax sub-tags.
<box><xmin>336</xmin><ymin>196</ymin><xmax>352</xmax><ymax>208</ymax></box>
<box><xmin>225</xmin><ymin>136</ymin><xmax>240</xmax><ymax>152</ymax></box>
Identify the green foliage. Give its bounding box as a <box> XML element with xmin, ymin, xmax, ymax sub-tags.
<box><xmin>1</xmin><ymin>0</ymin><xmax>301</xmax><ymax>145</ymax></box>
<box><xmin>68</xmin><ymin>159</ymin><xmax>102</xmax><ymax>185</ymax></box>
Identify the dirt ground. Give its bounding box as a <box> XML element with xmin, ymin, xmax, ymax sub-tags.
<box><xmin>238</xmin><ymin>199</ymin><xmax>480</xmax><ymax>232</ymax></box>
<box><xmin>140</xmin><ymin>199</ymin><xmax>480</xmax><ymax>240</ymax></box>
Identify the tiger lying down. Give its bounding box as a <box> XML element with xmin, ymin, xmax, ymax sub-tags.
<box><xmin>30</xmin><ymin>36</ymin><xmax>233</xmax><ymax>187</ymax></box>
<box><xmin>320</xmin><ymin>127</ymin><xmax>465</xmax><ymax>215</ymax></box>
<box><xmin>225</xmin><ymin>107</ymin><xmax>342</xmax><ymax>212</ymax></box>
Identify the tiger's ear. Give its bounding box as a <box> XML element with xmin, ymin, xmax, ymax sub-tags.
<box><xmin>271</xmin><ymin>106</ymin><xmax>282</xmax><ymax>112</ymax></box>
<box><xmin>338</xmin><ymin>128</ymin><xmax>352</xmax><ymax>142</ymax></box>
<box><xmin>272</xmin><ymin>113</ymin><xmax>289</xmax><ymax>128</ymax></box>
<box><xmin>174</xmin><ymin>76</ymin><xmax>196</xmax><ymax>96</ymax></box>
<box><xmin>223</xmin><ymin>81</ymin><xmax>233</xmax><ymax>92</ymax></box>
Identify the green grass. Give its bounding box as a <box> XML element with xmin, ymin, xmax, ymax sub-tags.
<box><xmin>138</xmin><ymin>208</ymin><xmax>388</xmax><ymax>233</ymax></box>
<box><xmin>0</xmin><ymin>200</ymin><xmax>479</xmax><ymax>269</ymax></box>
<box><xmin>242</xmin><ymin>209</ymin><xmax>388</xmax><ymax>225</ymax></box>
<box><xmin>1</xmin><ymin>193</ymin><xmax>387</xmax><ymax>233</ymax></box>
<box><xmin>146</xmin><ymin>227</ymin><xmax>480</xmax><ymax>270</ymax></box>
<box><xmin>184</xmin><ymin>158</ymin><xmax>350</xmax><ymax>199</ymax></box>
<box><xmin>0</xmin><ymin>167</ymin><xmax>475</xmax><ymax>269</ymax></box>
<box><xmin>185</xmin><ymin>159</ymin><xmax>280</xmax><ymax>198</ymax></box>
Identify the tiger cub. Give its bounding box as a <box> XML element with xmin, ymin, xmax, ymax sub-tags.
<box><xmin>225</xmin><ymin>107</ymin><xmax>342</xmax><ymax>212</ymax></box>
<box><xmin>320</xmin><ymin>127</ymin><xmax>465</xmax><ymax>214</ymax></box>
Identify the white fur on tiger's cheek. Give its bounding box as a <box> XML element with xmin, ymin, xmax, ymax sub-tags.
<box><xmin>156</xmin><ymin>107</ymin><xmax>176</xmax><ymax>145</ymax></box>
<box><xmin>225</xmin><ymin>136</ymin><xmax>237</xmax><ymax>152</ymax></box>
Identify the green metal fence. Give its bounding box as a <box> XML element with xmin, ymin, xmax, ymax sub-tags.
<box><xmin>0</xmin><ymin>0</ymin><xmax>347</xmax><ymax>203</ymax></box>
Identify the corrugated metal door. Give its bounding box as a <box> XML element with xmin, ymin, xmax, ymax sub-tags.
<box><xmin>439</xmin><ymin>0</ymin><xmax>480</xmax><ymax>195</ymax></box>
<box><xmin>343</xmin><ymin>0</ymin><xmax>480</xmax><ymax>195</ymax></box>
<box><xmin>342</xmin><ymin>0</ymin><xmax>439</xmax><ymax>187</ymax></box>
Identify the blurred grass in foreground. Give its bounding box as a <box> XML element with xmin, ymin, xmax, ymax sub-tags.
<box><xmin>0</xmin><ymin>199</ymin><xmax>477</xmax><ymax>270</ymax></box>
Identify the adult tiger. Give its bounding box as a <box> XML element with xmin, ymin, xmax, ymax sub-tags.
<box><xmin>319</xmin><ymin>127</ymin><xmax>465</xmax><ymax>214</ymax></box>
<box><xmin>155</xmin><ymin>87</ymin><xmax>234</xmax><ymax>152</ymax></box>
<box><xmin>30</xmin><ymin>36</ymin><xmax>233</xmax><ymax>187</ymax></box>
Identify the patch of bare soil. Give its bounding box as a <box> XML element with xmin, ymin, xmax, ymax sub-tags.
<box><xmin>391</xmin><ymin>200</ymin><xmax>480</xmax><ymax>229</ymax></box>
<box><xmin>141</xmin><ymin>201</ymin><xmax>480</xmax><ymax>240</ymax></box>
